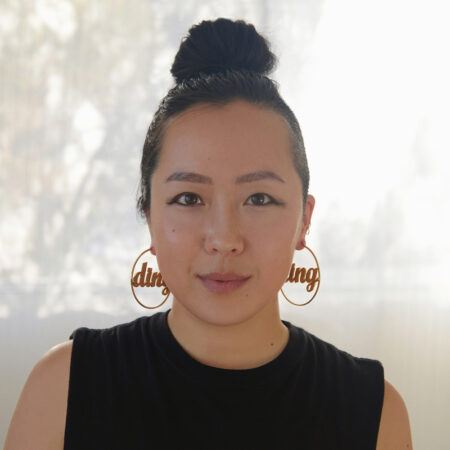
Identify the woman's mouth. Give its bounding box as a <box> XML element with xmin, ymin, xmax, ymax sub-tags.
<box><xmin>197</xmin><ymin>274</ymin><xmax>251</xmax><ymax>293</ymax></box>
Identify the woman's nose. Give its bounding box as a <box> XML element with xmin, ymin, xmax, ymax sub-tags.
<box><xmin>204</xmin><ymin>204</ymin><xmax>245</xmax><ymax>256</ymax></box>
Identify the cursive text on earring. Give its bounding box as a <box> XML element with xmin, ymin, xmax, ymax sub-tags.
<box><xmin>286</xmin><ymin>263</ymin><xmax>319</xmax><ymax>292</ymax></box>
<box><xmin>132</xmin><ymin>262</ymin><xmax>169</xmax><ymax>294</ymax></box>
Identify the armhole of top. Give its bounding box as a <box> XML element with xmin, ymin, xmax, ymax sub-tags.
<box><xmin>64</xmin><ymin>327</ymin><xmax>92</xmax><ymax>449</ymax></box>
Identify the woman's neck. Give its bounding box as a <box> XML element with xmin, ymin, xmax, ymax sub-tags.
<box><xmin>166</xmin><ymin>299</ymin><xmax>290</xmax><ymax>370</ymax></box>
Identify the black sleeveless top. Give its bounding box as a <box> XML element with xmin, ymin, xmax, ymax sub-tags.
<box><xmin>64</xmin><ymin>310</ymin><xmax>384</xmax><ymax>449</ymax></box>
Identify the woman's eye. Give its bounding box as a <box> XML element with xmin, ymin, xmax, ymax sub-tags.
<box><xmin>247</xmin><ymin>193</ymin><xmax>277</xmax><ymax>206</ymax></box>
<box><xmin>168</xmin><ymin>192</ymin><xmax>279</xmax><ymax>207</ymax></box>
<box><xmin>169</xmin><ymin>192</ymin><xmax>202</xmax><ymax>206</ymax></box>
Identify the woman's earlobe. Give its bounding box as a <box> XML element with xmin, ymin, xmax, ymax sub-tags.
<box><xmin>295</xmin><ymin>237</ymin><xmax>306</xmax><ymax>251</ymax></box>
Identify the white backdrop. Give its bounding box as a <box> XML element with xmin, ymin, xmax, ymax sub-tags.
<box><xmin>1</xmin><ymin>0</ymin><xmax>449</xmax><ymax>448</ymax></box>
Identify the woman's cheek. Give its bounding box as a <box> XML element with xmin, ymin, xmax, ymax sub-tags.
<box><xmin>160</xmin><ymin>213</ymin><xmax>198</xmax><ymax>245</ymax></box>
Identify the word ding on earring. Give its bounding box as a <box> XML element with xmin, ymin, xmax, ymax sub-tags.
<box><xmin>286</xmin><ymin>264</ymin><xmax>319</xmax><ymax>293</ymax></box>
<box><xmin>280</xmin><ymin>245</ymin><xmax>320</xmax><ymax>306</ymax></box>
<box><xmin>130</xmin><ymin>248</ymin><xmax>170</xmax><ymax>309</ymax></box>
<box><xmin>132</xmin><ymin>262</ymin><xmax>168</xmax><ymax>290</ymax></box>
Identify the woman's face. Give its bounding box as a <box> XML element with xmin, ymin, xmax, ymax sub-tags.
<box><xmin>147</xmin><ymin>100</ymin><xmax>315</xmax><ymax>326</ymax></box>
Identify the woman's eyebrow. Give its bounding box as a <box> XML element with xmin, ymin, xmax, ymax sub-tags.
<box><xmin>165</xmin><ymin>170</ymin><xmax>285</xmax><ymax>184</ymax></box>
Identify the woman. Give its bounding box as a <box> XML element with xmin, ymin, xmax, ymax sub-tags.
<box><xmin>5</xmin><ymin>18</ymin><xmax>412</xmax><ymax>449</ymax></box>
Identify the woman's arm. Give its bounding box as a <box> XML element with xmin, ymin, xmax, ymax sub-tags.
<box><xmin>376</xmin><ymin>379</ymin><xmax>413</xmax><ymax>450</ymax></box>
<box><xmin>3</xmin><ymin>340</ymin><xmax>73</xmax><ymax>450</ymax></box>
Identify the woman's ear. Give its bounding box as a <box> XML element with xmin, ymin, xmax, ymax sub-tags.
<box><xmin>295</xmin><ymin>194</ymin><xmax>315</xmax><ymax>251</ymax></box>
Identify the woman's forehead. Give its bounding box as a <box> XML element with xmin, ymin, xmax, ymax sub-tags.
<box><xmin>158</xmin><ymin>100</ymin><xmax>293</xmax><ymax>169</ymax></box>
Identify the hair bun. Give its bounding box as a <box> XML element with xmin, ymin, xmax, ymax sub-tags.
<box><xmin>171</xmin><ymin>18</ymin><xmax>276</xmax><ymax>84</ymax></box>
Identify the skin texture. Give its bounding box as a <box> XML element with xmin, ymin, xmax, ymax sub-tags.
<box><xmin>377</xmin><ymin>380</ymin><xmax>413</xmax><ymax>449</ymax></box>
<box><xmin>4</xmin><ymin>340</ymin><xmax>72</xmax><ymax>450</ymax></box>
<box><xmin>4</xmin><ymin>99</ymin><xmax>413</xmax><ymax>449</ymax></box>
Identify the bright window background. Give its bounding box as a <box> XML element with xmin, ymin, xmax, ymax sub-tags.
<box><xmin>1</xmin><ymin>0</ymin><xmax>449</xmax><ymax>448</ymax></box>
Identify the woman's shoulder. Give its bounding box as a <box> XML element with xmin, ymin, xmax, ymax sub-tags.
<box><xmin>4</xmin><ymin>340</ymin><xmax>73</xmax><ymax>450</ymax></box>
<box><xmin>292</xmin><ymin>323</ymin><xmax>384</xmax><ymax>373</ymax></box>
<box><xmin>376</xmin><ymin>379</ymin><xmax>413</xmax><ymax>449</ymax></box>
<box><xmin>293</xmin><ymin>326</ymin><xmax>412</xmax><ymax>447</ymax></box>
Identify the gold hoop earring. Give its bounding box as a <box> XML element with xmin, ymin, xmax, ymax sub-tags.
<box><xmin>280</xmin><ymin>245</ymin><xmax>320</xmax><ymax>306</ymax></box>
<box><xmin>130</xmin><ymin>248</ymin><xmax>170</xmax><ymax>309</ymax></box>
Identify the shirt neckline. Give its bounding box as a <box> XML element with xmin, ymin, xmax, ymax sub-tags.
<box><xmin>150</xmin><ymin>308</ymin><xmax>303</xmax><ymax>389</ymax></box>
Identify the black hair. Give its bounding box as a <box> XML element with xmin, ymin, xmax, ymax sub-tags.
<box><xmin>137</xmin><ymin>18</ymin><xmax>309</xmax><ymax>218</ymax></box>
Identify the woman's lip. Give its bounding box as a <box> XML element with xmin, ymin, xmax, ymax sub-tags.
<box><xmin>198</xmin><ymin>275</ymin><xmax>251</xmax><ymax>293</ymax></box>
<box><xmin>199</xmin><ymin>272</ymin><xmax>250</xmax><ymax>281</ymax></box>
